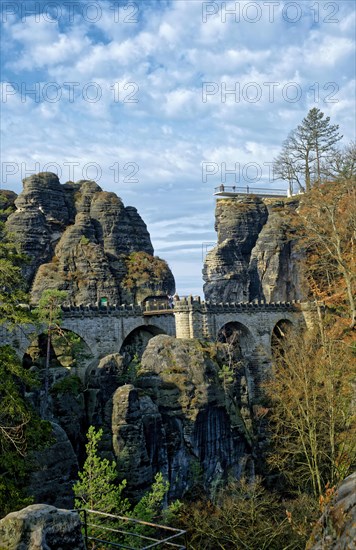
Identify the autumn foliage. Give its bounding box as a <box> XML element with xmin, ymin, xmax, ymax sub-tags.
<box><xmin>295</xmin><ymin>179</ymin><xmax>356</xmax><ymax>328</ymax></box>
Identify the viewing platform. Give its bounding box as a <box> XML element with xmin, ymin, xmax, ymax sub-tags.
<box><xmin>214</xmin><ymin>185</ymin><xmax>288</xmax><ymax>198</ymax></box>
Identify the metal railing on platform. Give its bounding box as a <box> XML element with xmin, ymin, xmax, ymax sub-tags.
<box><xmin>79</xmin><ymin>509</ymin><xmax>187</xmax><ymax>549</ymax></box>
<box><xmin>214</xmin><ymin>185</ymin><xmax>287</xmax><ymax>197</ymax></box>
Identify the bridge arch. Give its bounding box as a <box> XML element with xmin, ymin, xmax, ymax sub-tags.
<box><xmin>271</xmin><ymin>318</ymin><xmax>294</xmax><ymax>356</ymax></box>
<box><xmin>272</xmin><ymin>318</ymin><xmax>294</xmax><ymax>338</ymax></box>
<box><xmin>216</xmin><ymin>320</ymin><xmax>254</xmax><ymax>354</ymax></box>
<box><xmin>60</xmin><ymin>320</ymin><xmax>95</xmax><ymax>354</ymax></box>
<box><xmin>22</xmin><ymin>328</ymin><xmax>94</xmax><ymax>380</ymax></box>
<box><xmin>120</xmin><ymin>323</ymin><xmax>167</xmax><ymax>361</ymax></box>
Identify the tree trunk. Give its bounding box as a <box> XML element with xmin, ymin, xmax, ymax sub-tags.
<box><xmin>305</xmin><ymin>152</ymin><xmax>311</xmax><ymax>191</ymax></box>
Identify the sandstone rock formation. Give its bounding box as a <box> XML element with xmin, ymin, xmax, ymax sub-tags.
<box><xmin>85</xmin><ymin>353</ymin><xmax>127</xmax><ymax>453</ymax></box>
<box><xmin>6</xmin><ymin>172</ymin><xmax>175</xmax><ymax>305</ymax></box>
<box><xmin>306</xmin><ymin>471</ymin><xmax>356</xmax><ymax>550</ymax></box>
<box><xmin>0</xmin><ymin>504</ymin><xmax>85</xmax><ymax>550</ymax></box>
<box><xmin>28</xmin><ymin>423</ymin><xmax>78</xmax><ymax>510</ymax></box>
<box><xmin>110</xmin><ymin>384</ymin><xmax>166</xmax><ymax>498</ymax></box>
<box><xmin>203</xmin><ymin>196</ymin><xmax>305</xmax><ymax>302</ymax></box>
<box><xmin>23</xmin><ymin>335</ymin><xmax>253</xmax><ymax>502</ymax></box>
<box><xmin>109</xmin><ymin>335</ymin><xmax>253</xmax><ymax>499</ymax></box>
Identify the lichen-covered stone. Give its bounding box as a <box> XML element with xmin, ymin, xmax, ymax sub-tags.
<box><xmin>248</xmin><ymin>199</ymin><xmax>305</xmax><ymax>301</ymax></box>
<box><xmin>110</xmin><ymin>385</ymin><xmax>168</xmax><ymax>499</ymax></box>
<box><xmin>203</xmin><ymin>196</ymin><xmax>305</xmax><ymax>302</ymax></box>
<box><xmin>203</xmin><ymin>197</ymin><xmax>268</xmax><ymax>302</ymax></box>
<box><xmin>50</xmin><ymin>384</ymin><xmax>86</xmax><ymax>461</ymax></box>
<box><xmin>0</xmin><ymin>504</ymin><xmax>85</xmax><ymax>550</ymax></box>
<box><xmin>86</xmin><ymin>354</ymin><xmax>126</xmax><ymax>431</ymax></box>
<box><xmin>6</xmin><ymin>173</ymin><xmax>73</xmax><ymax>281</ymax></box>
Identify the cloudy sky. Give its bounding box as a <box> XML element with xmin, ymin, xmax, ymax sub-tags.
<box><xmin>1</xmin><ymin>0</ymin><xmax>355</xmax><ymax>295</ymax></box>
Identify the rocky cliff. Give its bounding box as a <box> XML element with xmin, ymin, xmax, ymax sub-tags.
<box><xmin>18</xmin><ymin>331</ymin><xmax>255</xmax><ymax>506</ymax></box>
<box><xmin>5</xmin><ymin>172</ymin><xmax>175</xmax><ymax>305</ymax></box>
<box><xmin>203</xmin><ymin>196</ymin><xmax>305</xmax><ymax>303</ymax></box>
<box><xmin>37</xmin><ymin>335</ymin><xmax>254</xmax><ymax>504</ymax></box>
<box><xmin>97</xmin><ymin>335</ymin><xmax>253</xmax><ymax>500</ymax></box>
<box><xmin>28</xmin><ymin>423</ymin><xmax>78</xmax><ymax>510</ymax></box>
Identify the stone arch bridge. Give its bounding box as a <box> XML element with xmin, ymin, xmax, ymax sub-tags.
<box><xmin>174</xmin><ymin>296</ymin><xmax>314</xmax><ymax>351</ymax></box>
<box><xmin>0</xmin><ymin>298</ymin><xmax>314</xmax><ymax>376</ymax></box>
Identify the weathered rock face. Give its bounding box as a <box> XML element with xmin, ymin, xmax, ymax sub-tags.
<box><xmin>110</xmin><ymin>385</ymin><xmax>167</xmax><ymax>498</ymax></box>
<box><xmin>306</xmin><ymin>472</ymin><xmax>356</xmax><ymax>550</ymax></box>
<box><xmin>203</xmin><ymin>197</ymin><xmax>305</xmax><ymax>302</ymax></box>
<box><xmin>0</xmin><ymin>504</ymin><xmax>85</xmax><ymax>550</ymax></box>
<box><xmin>86</xmin><ymin>353</ymin><xmax>127</xmax><ymax>449</ymax></box>
<box><xmin>6</xmin><ymin>173</ymin><xmax>73</xmax><ymax>282</ymax></box>
<box><xmin>248</xmin><ymin>199</ymin><xmax>305</xmax><ymax>302</ymax></box>
<box><xmin>23</xmin><ymin>336</ymin><xmax>253</xmax><ymax>503</ymax></box>
<box><xmin>50</xmin><ymin>382</ymin><xmax>87</xmax><ymax>462</ymax></box>
<box><xmin>28</xmin><ymin>423</ymin><xmax>78</xmax><ymax>510</ymax></box>
<box><xmin>110</xmin><ymin>335</ymin><xmax>252</xmax><ymax>499</ymax></box>
<box><xmin>20</xmin><ymin>337</ymin><xmax>255</xmax><ymax>506</ymax></box>
<box><xmin>6</xmin><ymin>172</ymin><xmax>175</xmax><ymax>305</ymax></box>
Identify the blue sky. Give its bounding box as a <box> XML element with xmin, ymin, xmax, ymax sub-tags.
<box><xmin>1</xmin><ymin>0</ymin><xmax>355</xmax><ymax>295</ymax></box>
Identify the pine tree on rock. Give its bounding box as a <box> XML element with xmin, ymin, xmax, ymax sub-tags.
<box><xmin>274</xmin><ymin>108</ymin><xmax>343</xmax><ymax>192</ymax></box>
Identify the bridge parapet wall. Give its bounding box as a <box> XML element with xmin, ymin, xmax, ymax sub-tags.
<box><xmin>0</xmin><ymin>305</ymin><xmax>176</xmax><ymax>365</ymax></box>
<box><xmin>61</xmin><ymin>304</ymin><xmax>145</xmax><ymax>317</ymax></box>
<box><xmin>174</xmin><ymin>297</ymin><xmax>303</xmax><ymax>310</ymax></box>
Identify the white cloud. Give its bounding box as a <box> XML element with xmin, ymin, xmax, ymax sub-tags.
<box><xmin>158</xmin><ymin>21</ymin><xmax>178</xmax><ymax>45</ymax></box>
<box><xmin>163</xmin><ymin>88</ymin><xmax>199</xmax><ymax>117</ymax></box>
<box><xmin>304</xmin><ymin>35</ymin><xmax>354</xmax><ymax>67</ymax></box>
<box><xmin>7</xmin><ymin>17</ymin><xmax>90</xmax><ymax>71</ymax></box>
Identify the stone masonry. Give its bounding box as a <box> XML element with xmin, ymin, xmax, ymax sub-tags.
<box><xmin>174</xmin><ymin>296</ymin><xmax>314</xmax><ymax>349</ymax></box>
<box><xmin>0</xmin><ymin>299</ymin><xmax>315</xmax><ymax>381</ymax></box>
